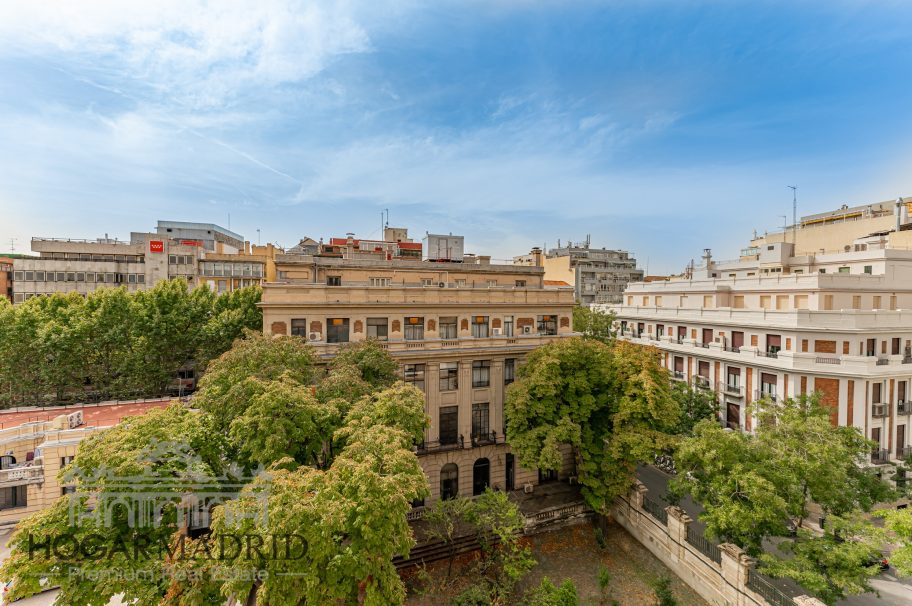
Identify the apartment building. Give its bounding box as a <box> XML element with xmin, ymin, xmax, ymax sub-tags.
<box><xmin>12</xmin><ymin>221</ymin><xmax>271</xmax><ymax>302</ymax></box>
<box><xmin>0</xmin><ymin>257</ymin><xmax>13</xmax><ymax>302</ymax></box>
<box><xmin>606</xmin><ymin>197</ymin><xmax>912</xmax><ymax>466</ymax></box>
<box><xmin>0</xmin><ymin>400</ymin><xmax>169</xmax><ymax>527</ymax></box>
<box><xmin>262</xmin><ymin>244</ymin><xmax>577</xmax><ymax>503</ymax></box>
<box><xmin>515</xmin><ymin>237</ymin><xmax>642</xmax><ymax>305</ymax></box>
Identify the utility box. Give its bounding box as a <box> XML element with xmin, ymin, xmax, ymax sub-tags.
<box><xmin>423</xmin><ymin>233</ymin><xmax>465</xmax><ymax>262</ymax></box>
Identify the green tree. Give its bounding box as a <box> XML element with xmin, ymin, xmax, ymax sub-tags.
<box><xmin>652</xmin><ymin>577</ymin><xmax>677</xmax><ymax>606</ymax></box>
<box><xmin>331</xmin><ymin>338</ymin><xmax>400</xmax><ymax>388</ymax></box>
<box><xmin>196</xmin><ymin>285</ymin><xmax>263</xmax><ymax>368</ymax></box>
<box><xmin>669</xmin><ymin>381</ymin><xmax>719</xmax><ymax>436</ymax></box>
<box><xmin>571</xmin><ymin>305</ymin><xmax>616</xmax><ymax>344</ymax></box>
<box><xmin>506</xmin><ymin>338</ymin><xmax>679</xmax><ymax>512</ymax></box>
<box><xmin>193</xmin><ymin>331</ymin><xmax>317</xmax><ymax>433</ymax></box>
<box><xmin>879</xmin><ymin>508</ymin><xmax>912</xmax><ymax>576</ymax></box>
<box><xmin>672</xmin><ymin>394</ymin><xmax>893</xmax><ymax>604</ymax></box>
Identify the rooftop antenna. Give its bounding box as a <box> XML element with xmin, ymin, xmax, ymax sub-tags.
<box><xmin>256</xmin><ymin>229</ymin><xmax>261</xmax><ymax>246</ymax></box>
<box><xmin>8</xmin><ymin>238</ymin><xmax>16</xmax><ymax>253</ymax></box>
<box><xmin>787</xmin><ymin>185</ymin><xmax>798</xmax><ymax>244</ymax></box>
<box><xmin>227</xmin><ymin>212</ymin><xmax>231</xmax><ymax>230</ymax></box>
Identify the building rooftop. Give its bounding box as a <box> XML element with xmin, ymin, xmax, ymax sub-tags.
<box><xmin>156</xmin><ymin>221</ymin><xmax>244</xmax><ymax>243</ymax></box>
<box><xmin>0</xmin><ymin>399</ymin><xmax>171</xmax><ymax>430</ymax></box>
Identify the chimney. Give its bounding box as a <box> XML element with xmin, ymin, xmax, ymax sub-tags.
<box><xmin>530</xmin><ymin>247</ymin><xmax>543</xmax><ymax>267</ymax></box>
<box><xmin>346</xmin><ymin>232</ymin><xmax>355</xmax><ymax>246</ymax></box>
<box><xmin>478</xmin><ymin>255</ymin><xmax>491</xmax><ymax>266</ymax></box>
<box><xmin>702</xmin><ymin>248</ymin><xmax>713</xmax><ymax>268</ymax></box>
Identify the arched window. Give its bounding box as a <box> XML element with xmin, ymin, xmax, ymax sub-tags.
<box><xmin>440</xmin><ymin>463</ymin><xmax>459</xmax><ymax>501</ymax></box>
<box><xmin>472</xmin><ymin>458</ymin><xmax>490</xmax><ymax>496</ymax></box>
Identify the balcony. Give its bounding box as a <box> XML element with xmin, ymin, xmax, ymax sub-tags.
<box><xmin>872</xmin><ymin>403</ymin><xmax>887</xmax><ymax>418</ymax></box>
<box><xmin>416</xmin><ymin>436</ymin><xmax>464</xmax><ymax>455</ymax></box>
<box><xmin>756</xmin><ymin>350</ymin><xmax>779</xmax><ymax>359</ymax></box>
<box><xmin>696</xmin><ymin>342</ymin><xmax>710</xmax><ymax>349</ymax></box>
<box><xmin>876</xmin><ymin>358</ymin><xmax>891</xmax><ymax>366</ymax></box>
<box><xmin>470</xmin><ymin>431</ymin><xmax>504</xmax><ymax>447</ymax></box>
<box><xmin>692</xmin><ymin>376</ymin><xmax>711</xmax><ymax>390</ymax></box>
<box><xmin>899</xmin><ymin>447</ymin><xmax>912</xmax><ymax>461</ymax></box>
<box><xmin>0</xmin><ymin>459</ymin><xmax>44</xmax><ymax>487</ymax></box>
<box><xmin>815</xmin><ymin>356</ymin><xmax>841</xmax><ymax>365</ymax></box>
<box><xmin>898</xmin><ymin>401</ymin><xmax>912</xmax><ymax>416</ymax></box>
<box><xmin>672</xmin><ymin>371</ymin><xmax>685</xmax><ymax>381</ymax></box>
<box><xmin>305</xmin><ymin>333</ymin><xmax>566</xmax><ymax>357</ymax></box>
<box><xmin>871</xmin><ymin>449</ymin><xmax>890</xmax><ymax>465</ymax></box>
<box><xmin>723</xmin><ymin>346</ymin><xmax>741</xmax><ymax>353</ymax></box>
<box><xmin>719</xmin><ymin>382</ymin><xmax>744</xmax><ymax>397</ymax></box>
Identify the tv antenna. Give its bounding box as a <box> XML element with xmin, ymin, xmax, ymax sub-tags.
<box><xmin>787</xmin><ymin>185</ymin><xmax>798</xmax><ymax>244</ymax></box>
<box><xmin>8</xmin><ymin>238</ymin><xmax>16</xmax><ymax>253</ymax></box>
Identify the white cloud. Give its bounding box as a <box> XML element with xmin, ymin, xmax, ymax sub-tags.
<box><xmin>0</xmin><ymin>0</ymin><xmax>371</xmax><ymax>108</ymax></box>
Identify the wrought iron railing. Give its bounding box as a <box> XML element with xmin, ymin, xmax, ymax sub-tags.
<box><xmin>871</xmin><ymin>449</ymin><xmax>890</xmax><ymax>464</ymax></box>
<box><xmin>746</xmin><ymin>568</ymin><xmax>796</xmax><ymax>606</ymax></box>
<box><xmin>416</xmin><ymin>436</ymin><xmax>464</xmax><ymax>454</ymax></box>
<box><xmin>898</xmin><ymin>401</ymin><xmax>912</xmax><ymax>415</ymax></box>
<box><xmin>641</xmin><ymin>495</ymin><xmax>668</xmax><ymax>525</ymax></box>
<box><xmin>686</xmin><ymin>525</ymin><xmax>721</xmax><ymax>564</ymax></box>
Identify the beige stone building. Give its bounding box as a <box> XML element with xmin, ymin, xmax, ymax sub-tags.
<box><xmin>606</xmin><ymin>196</ymin><xmax>912</xmax><ymax>467</ymax></box>
<box><xmin>262</xmin><ymin>247</ymin><xmax>577</xmax><ymax>503</ymax></box>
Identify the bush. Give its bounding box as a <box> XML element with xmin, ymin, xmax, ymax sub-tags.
<box><xmin>653</xmin><ymin>576</ymin><xmax>677</xmax><ymax>606</ymax></box>
<box><xmin>521</xmin><ymin>577</ymin><xmax>578</xmax><ymax>606</ymax></box>
<box><xmin>597</xmin><ymin>566</ymin><xmax>611</xmax><ymax>592</ymax></box>
<box><xmin>452</xmin><ymin>583</ymin><xmax>493</xmax><ymax>606</ymax></box>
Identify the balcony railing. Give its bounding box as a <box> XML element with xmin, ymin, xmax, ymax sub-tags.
<box><xmin>872</xmin><ymin>403</ymin><xmax>887</xmax><ymax>418</ymax></box>
<box><xmin>815</xmin><ymin>356</ymin><xmax>841</xmax><ymax>365</ymax></box>
<box><xmin>642</xmin><ymin>495</ymin><xmax>668</xmax><ymax>525</ymax></box>
<box><xmin>899</xmin><ymin>447</ymin><xmax>912</xmax><ymax>461</ymax></box>
<box><xmin>692</xmin><ymin>376</ymin><xmax>711</xmax><ymax>389</ymax></box>
<box><xmin>723</xmin><ymin>346</ymin><xmax>741</xmax><ymax>353</ymax></box>
<box><xmin>696</xmin><ymin>342</ymin><xmax>710</xmax><ymax>349</ymax></box>
<box><xmin>718</xmin><ymin>382</ymin><xmax>744</xmax><ymax>397</ymax></box>
<box><xmin>871</xmin><ymin>449</ymin><xmax>890</xmax><ymax>465</ymax></box>
<box><xmin>756</xmin><ymin>350</ymin><xmax>779</xmax><ymax>359</ymax></box>
<box><xmin>416</xmin><ymin>436</ymin><xmax>464</xmax><ymax>455</ymax></box>
<box><xmin>686</xmin><ymin>525</ymin><xmax>722</xmax><ymax>564</ymax></box>
<box><xmin>877</xmin><ymin>358</ymin><xmax>891</xmax><ymax>366</ymax></box>
<box><xmin>898</xmin><ymin>401</ymin><xmax>912</xmax><ymax>416</ymax></box>
<box><xmin>470</xmin><ymin>431</ymin><xmax>504</xmax><ymax>447</ymax></box>
<box><xmin>672</xmin><ymin>371</ymin><xmax>685</xmax><ymax>381</ymax></box>
<box><xmin>0</xmin><ymin>459</ymin><xmax>44</xmax><ymax>486</ymax></box>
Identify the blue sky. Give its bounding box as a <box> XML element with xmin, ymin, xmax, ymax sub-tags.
<box><xmin>1</xmin><ymin>1</ymin><xmax>911</xmax><ymax>273</ymax></box>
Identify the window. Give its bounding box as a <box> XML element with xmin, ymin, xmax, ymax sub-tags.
<box><xmin>537</xmin><ymin>315</ymin><xmax>557</xmax><ymax>335</ymax></box>
<box><xmin>472</xmin><ymin>360</ymin><xmax>490</xmax><ymax>387</ymax></box>
<box><xmin>421</xmin><ymin>278</ymin><xmax>434</xmax><ymax>287</ymax></box>
<box><xmin>503</xmin><ymin>316</ymin><xmax>514</xmax><ymax>337</ymax></box>
<box><xmin>823</xmin><ymin>295</ymin><xmax>834</xmax><ymax>310</ymax></box>
<box><xmin>504</xmin><ymin>359</ymin><xmax>515</xmax><ymax>385</ymax></box>
<box><xmin>439</xmin><ymin>408</ymin><xmax>459</xmax><ymax>446</ymax></box>
<box><xmin>794</xmin><ymin>295</ymin><xmax>808</xmax><ymax>310</ymax></box>
<box><xmin>726</xmin><ymin>367</ymin><xmax>741</xmax><ymax>389</ymax></box>
<box><xmin>0</xmin><ymin>486</ymin><xmax>27</xmax><ymax>510</ymax></box>
<box><xmin>439</xmin><ymin>316</ymin><xmax>458</xmax><ymax>339</ymax></box>
<box><xmin>864</xmin><ymin>265</ymin><xmax>873</xmax><ymax>274</ymax></box>
<box><xmin>61</xmin><ymin>455</ymin><xmax>75</xmax><ymax>467</ymax></box>
<box><xmin>138</xmin><ymin>274</ymin><xmax>145</xmax><ymax>284</ymax></box>
<box><xmin>455</xmin><ymin>279</ymin><xmax>466</xmax><ymax>287</ymax></box>
<box><xmin>35</xmin><ymin>271</ymin><xmax>45</xmax><ymax>281</ymax></box>
<box><xmin>367</xmin><ymin>318</ymin><xmax>388</xmax><ymax>341</ymax></box>
<box><xmin>655</xmin><ymin>296</ymin><xmax>663</xmax><ymax>307</ymax></box>
<box><xmin>105</xmin><ymin>273</ymin><xmax>114</xmax><ymax>283</ymax></box>
<box><xmin>326</xmin><ymin>276</ymin><xmax>341</xmax><ymax>286</ymax></box>
<box><xmin>486</xmin><ymin>280</ymin><xmax>497</xmax><ymax>287</ymax></box>
<box><xmin>369</xmin><ymin>277</ymin><xmax>391</xmax><ymax>287</ymax></box>
<box><xmin>66</xmin><ymin>272</ymin><xmax>75</xmax><ymax>282</ymax></box>
<box><xmin>440</xmin><ymin>362</ymin><xmax>458</xmax><ymax>391</ymax></box>
<box><xmin>404</xmin><ymin>317</ymin><xmax>424</xmax><ymax>341</ymax></box>
<box><xmin>471</xmin><ymin>316</ymin><xmax>489</xmax><ymax>338</ymax></box>
<box><xmin>515</xmin><ymin>280</ymin><xmax>526</xmax><ymax>287</ymax></box>
<box><xmin>733</xmin><ymin>295</ymin><xmax>745</xmax><ymax>309</ymax></box>
<box><xmin>127</xmin><ymin>274</ymin><xmax>136</xmax><ymax>284</ymax></box>
<box><xmin>838</xmin><ymin>267</ymin><xmax>850</xmax><ymax>274</ymax></box>
<box><xmin>440</xmin><ymin>462</ymin><xmax>459</xmax><ymax>500</ymax></box>
<box><xmin>403</xmin><ymin>364</ymin><xmax>425</xmax><ymax>390</ymax></box>
<box><xmin>169</xmin><ymin>255</ymin><xmax>177</xmax><ymax>265</ymax></box>
<box><xmin>472</xmin><ymin>403</ymin><xmax>490</xmax><ymax>438</ymax></box>
<box><xmin>24</xmin><ymin>271</ymin><xmax>34</xmax><ymax>281</ymax></box>
<box><xmin>13</xmin><ymin>271</ymin><xmax>23</xmax><ymax>281</ymax></box>
<box><xmin>326</xmin><ymin>318</ymin><xmax>349</xmax><ymax>343</ymax></box>
<box><xmin>852</xmin><ymin>295</ymin><xmax>861</xmax><ymax>310</ymax></box>
<box><xmin>290</xmin><ymin>319</ymin><xmax>307</xmax><ymax>337</ymax></box>
<box><xmin>703</xmin><ymin>295</ymin><xmax>713</xmax><ymax>308</ymax></box>
<box><xmin>760</xmin><ymin>295</ymin><xmax>771</xmax><ymax>310</ymax></box>
<box><xmin>873</xmin><ymin>296</ymin><xmax>882</xmax><ymax>309</ymax></box>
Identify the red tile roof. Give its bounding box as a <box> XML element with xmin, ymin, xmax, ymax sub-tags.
<box><xmin>544</xmin><ymin>280</ymin><xmax>571</xmax><ymax>286</ymax></box>
<box><xmin>0</xmin><ymin>399</ymin><xmax>171</xmax><ymax>430</ymax></box>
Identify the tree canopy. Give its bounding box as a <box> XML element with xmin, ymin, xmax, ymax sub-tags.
<box><xmin>571</xmin><ymin>305</ymin><xmax>616</xmax><ymax>344</ymax></box>
<box><xmin>672</xmin><ymin>394</ymin><xmax>893</xmax><ymax>604</ymax></box>
<box><xmin>0</xmin><ymin>280</ymin><xmax>262</xmax><ymax>407</ymax></box>
<box><xmin>0</xmin><ymin>336</ymin><xmax>430</xmax><ymax>606</ymax></box>
<box><xmin>505</xmin><ymin>338</ymin><xmax>679</xmax><ymax>512</ymax></box>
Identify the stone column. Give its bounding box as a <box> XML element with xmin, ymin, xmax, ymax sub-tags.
<box><xmin>458</xmin><ymin>360</ymin><xmax>473</xmax><ymax>446</ymax></box>
<box><xmin>426</xmin><ymin>364</ymin><xmax>440</xmax><ymax>443</ymax></box>
<box><xmin>492</xmin><ymin>358</ymin><xmax>504</xmax><ymax>437</ymax></box>
<box><xmin>720</xmin><ymin>543</ymin><xmax>750</xmax><ymax>606</ymax></box>
<box><xmin>666</xmin><ymin>506</ymin><xmax>691</xmax><ymax>566</ymax></box>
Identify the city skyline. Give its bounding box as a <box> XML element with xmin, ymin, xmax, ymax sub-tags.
<box><xmin>2</xmin><ymin>1</ymin><xmax>912</xmax><ymax>272</ymax></box>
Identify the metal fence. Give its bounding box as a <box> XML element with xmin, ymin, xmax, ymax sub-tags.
<box><xmin>745</xmin><ymin>568</ymin><xmax>797</xmax><ymax>606</ymax></box>
<box><xmin>642</xmin><ymin>495</ymin><xmax>668</xmax><ymax>525</ymax></box>
<box><xmin>686</xmin><ymin>525</ymin><xmax>721</xmax><ymax>564</ymax></box>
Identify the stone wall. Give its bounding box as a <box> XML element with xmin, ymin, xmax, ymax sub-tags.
<box><xmin>611</xmin><ymin>480</ymin><xmax>825</xmax><ymax>606</ymax></box>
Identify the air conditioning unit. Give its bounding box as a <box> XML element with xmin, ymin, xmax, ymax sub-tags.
<box><xmin>523</xmin><ymin>483</ymin><xmax>534</xmax><ymax>494</ymax></box>
<box><xmin>522</xmin><ymin>326</ymin><xmax>532</xmax><ymax>335</ymax></box>
<box><xmin>492</xmin><ymin>328</ymin><xmax>502</xmax><ymax>336</ymax></box>
<box><xmin>308</xmin><ymin>332</ymin><xmax>322</xmax><ymax>341</ymax></box>
<box><xmin>68</xmin><ymin>411</ymin><xmax>84</xmax><ymax>428</ymax></box>
<box><xmin>714</xmin><ymin>335</ymin><xmax>726</xmax><ymax>346</ymax></box>
<box><xmin>438</xmin><ymin>282</ymin><xmax>446</xmax><ymax>288</ymax></box>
